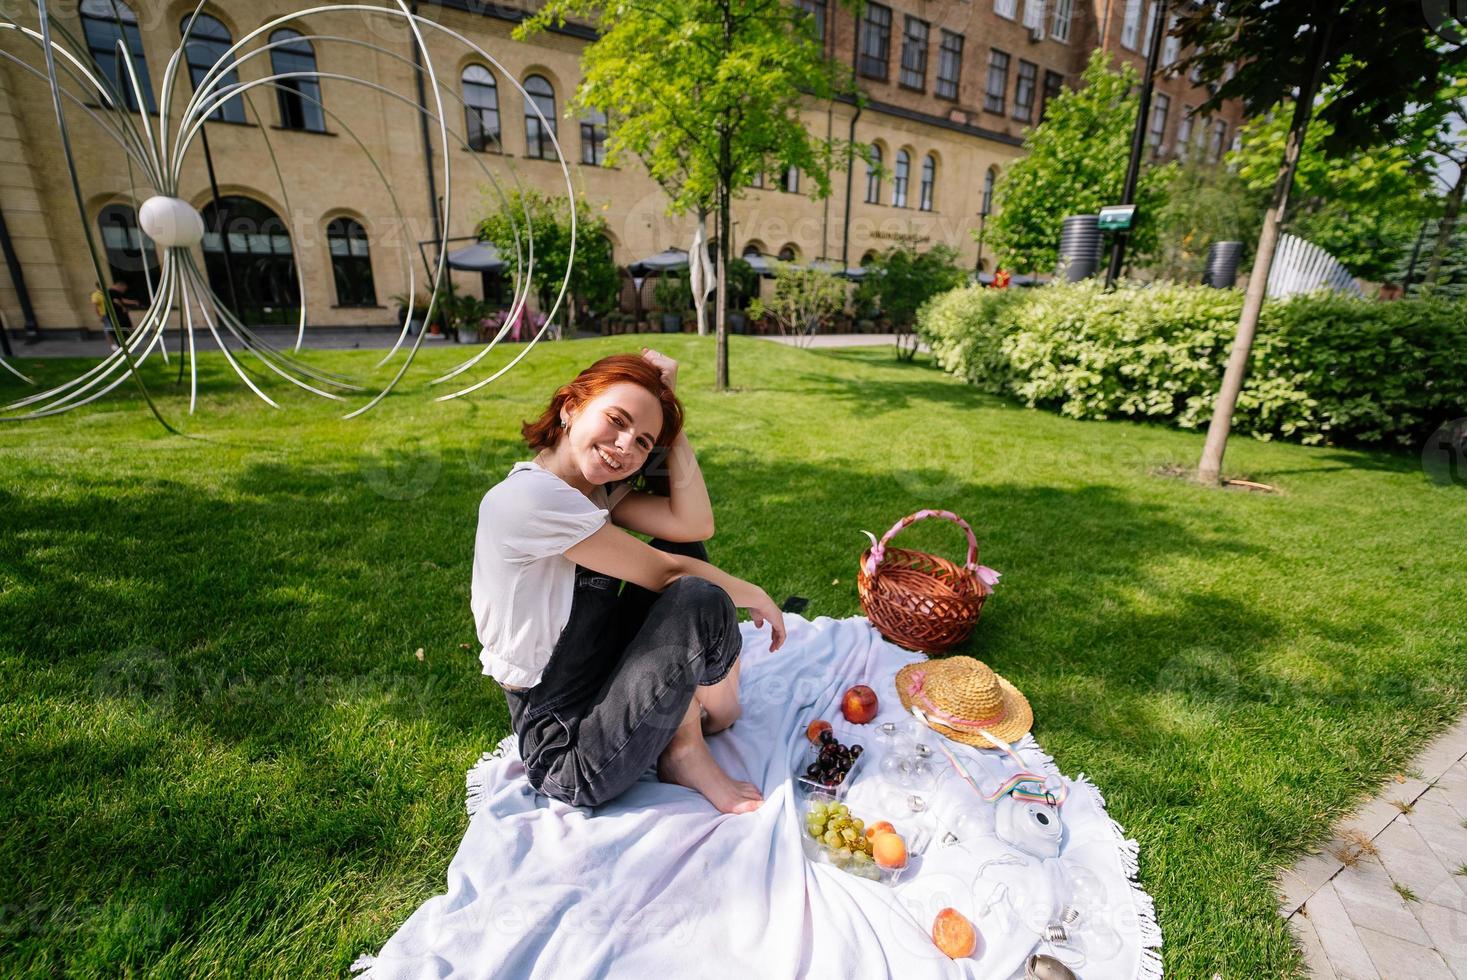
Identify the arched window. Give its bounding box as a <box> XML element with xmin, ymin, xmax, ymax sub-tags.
<box><xmin>97</xmin><ymin>203</ymin><xmax>159</xmax><ymax>299</ymax></box>
<box><xmin>777</xmin><ymin>244</ymin><xmax>798</xmax><ymax>262</ymax></box>
<box><xmin>181</xmin><ymin>14</ymin><xmax>245</xmax><ymax>123</ymax></box>
<box><xmin>201</xmin><ymin>196</ymin><xmax>300</xmax><ymax>325</ymax></box>
<box><xmin>580</xmin><ymin>108</ymin><xmax>608</xmax><ymax>166</ymax></box>
<box><xmin>919</xmin><ymin>154</ymin><xmax>936</xmax><ymax>211</ymax></box>
<box><xmin>463</xmin><ymin>65</ymin><xmax>500</xmax><ymax>151</ymax></box>
<box><xmin>865</xmin><ymin>145</ymin><xmax>882</xmax><ymax>204</ymax></box>
<box><xmin>742</xmin><ymin>242</ymin><xmax>765</xmax><ymax>258</ymax></box>
<box><xmin>893</xmin><ymin>149</ymin><xmax>910</xmax><ymax>208</ymax></box>
<box><xmin>524</xmin><ymin>74</ymin><xmax>557</xmax><ymax>160</ymax></box>
<box><xmin>327</xmin><ymin>217</ymin><xmax>375</xmax><ymax>307</ymax></box>
<box><xmin>81</xmin><ymin>0</ymin><xmax>156</xmax><ymax>113</ymax></box>
<box><xmin>981</xmin><ymin>165</ymin><xmax>998</xmax><ymax>215</ymax></box>
<box><xmin>269</xmin><ymin>29</ymin><xmax>325</xmax><ymax>132</ymax></box>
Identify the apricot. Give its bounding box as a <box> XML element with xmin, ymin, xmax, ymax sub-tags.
<box><xmin>864</xmin><ymin>820</ymin><xmax>896</xmax><ymax>841</ymax></box>
<box><xmin>931</xmin><ymin>907</ymin><xmax>978</xmax><ymax>959</ymax></box>
<box><xmin>871</xmin><ymin>831</ymin><xmax>907</xmax><ymax>869</ymax></box>
<box><xmin>805</xmin><ymin>719</ymin><xmax>832</xmax><ymax>744</ymax></box>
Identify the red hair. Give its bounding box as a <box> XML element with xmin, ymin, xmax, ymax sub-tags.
<box><xmin>522</xmin><ymin>354</ymin><xmax>685</xmax><ymax>495</ymax></box>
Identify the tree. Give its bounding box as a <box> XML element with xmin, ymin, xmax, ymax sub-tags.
<box><xmin>518</xmin><ymin>0</ymin><xmax>854</xmax><ymax>389</ymax></box>
<box><xmin>476</xmin><ymin>189</ymin><xmax>621</xmax><ymax>333</ymax></box>
<box><xmin>853</xmin><ymin>243</ymin><xmax>967</xmax><ymax>359</ymax></box>
<box><xmin>1229</xmin><ymin>94</ymin><xmax>1441</xmax><ymax>282</ymax></box>
<box><xmin>986</xmin><ymin>52</ymin><xmax>1173</xmax><ymax>275</ymax></box>
<box><xmin>748</xmin><ymin>262</ymin><xmax>846</xmax><ymax>348</ymax></box>
<box><xmin>1420</xmin><ymin>76</ymin><xmax>1467</xmax><ymax>291</ymax></box>
<box><xmin>1152</xmin><ymin>158</ymin><xmax>1263</xmax><ymax>282</ymax></box>
<box><xmin>1177</xmin><ymin>0</ymin><xmax>1467</xmax><ymax>485</ymax></box>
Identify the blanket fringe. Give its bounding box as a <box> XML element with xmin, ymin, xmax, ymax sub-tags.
<box><xmin>465</xmin><ymin>734</ymin><xmax>518</xmax><ymax>817</ymax></box>
<box><xmin>349</xmin><ymin>952</ymin><xmax>376</xmax><ymax>975</ymax></box>
<box><xmin>1024</xmin><ymin>738</ymin><xmax>1163</xmax><ymax>976</ymax></box>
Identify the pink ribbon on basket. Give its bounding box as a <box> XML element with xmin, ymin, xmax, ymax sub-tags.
<box><xmin>860</xmin><ymin>528</ymin><xmax>1001</xmax><ymax>592</ymax></box>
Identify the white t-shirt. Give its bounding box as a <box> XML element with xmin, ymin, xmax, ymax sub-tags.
<box><xmin>471</xmin><ymin>460</ymin><xmax>634</xmax><ymax>689</ymax></box>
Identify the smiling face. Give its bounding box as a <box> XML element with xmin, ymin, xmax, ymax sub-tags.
<box><xmin>561</xmin><ymin>382</ymin><xmax>666</xmax><ymax>486</ymax></box>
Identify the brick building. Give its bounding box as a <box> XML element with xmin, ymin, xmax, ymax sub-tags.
<box><xmin>0</xmin><ymin>0</ymin><xmax>1242</xmax><ymax>338</ymax></box>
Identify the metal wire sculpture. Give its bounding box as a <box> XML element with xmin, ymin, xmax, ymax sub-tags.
<box><xmin>0</xmin><ymin>0</ymin><xmax>576</xmax><ymax>425</ymax></box>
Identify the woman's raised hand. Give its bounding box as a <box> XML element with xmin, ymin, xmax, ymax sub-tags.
<box><xmin>746</xmin><ymin>588</ymin><xmax>787</xmax><ymax>652</ymax></box>
<box><xmin>640</xmin><ymin>347</ymin><xmax>679</xmax><ymax>392</ymax></box>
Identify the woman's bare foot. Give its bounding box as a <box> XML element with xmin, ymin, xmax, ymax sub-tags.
<box><xmin>657</xmin><ymin>733</ymin><xmax>763</xmax><ymax>814</ymax></box>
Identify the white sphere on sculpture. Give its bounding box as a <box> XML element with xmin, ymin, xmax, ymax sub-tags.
<box><xmin>138</xmin><ymin>195</ymin><xmax>205</xmax><ymax>248</ymax></box>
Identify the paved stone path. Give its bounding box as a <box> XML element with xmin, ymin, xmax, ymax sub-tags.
<box><xmin>1280</xmin><ymin>717</ymin><xmax>1467</xmax><ymax>978</ymax></box>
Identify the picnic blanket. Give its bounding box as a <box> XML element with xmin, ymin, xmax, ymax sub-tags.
<box><xmin>352</xmin><ymin>613</ymin><xmax>1162</xmax><ymax>979</ymax></box>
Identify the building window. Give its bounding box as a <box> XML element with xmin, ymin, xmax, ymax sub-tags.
<box><xmin>1014</xmin><ymin>61</ymin><xmax>1038</xmax><ymax>122</ymax></box>
<box><xmin>981</xmin><ymin>166</ymin><xmax>998</xmax><ymax>214</ymax></box>
<box><xmin>1050</xmin><ymin>0</ymin><xmax>1073</xmax><ymax>41</ymax></box>
<box><xmin>795</xmin><ymin>0</ymin><xmax>826</xmax><ymax>43</ymax></box>
<box><xmin>1175</xmin><ymin>106</ymin><xmax>1193</xmax><ymax>159</ymax></box>
<box><xmin>994</xmin><ymin>0</ymin><xmax>1017</xmax><ymax>20</ymax></box>
<box><xmin>892</xmin><ymin>149</ymin><xmax>909</xmax><ymax>208</ymax></box>
<box><xmin>918</xmin><ymin>154</ymin><xmax>935</xmax><ymax>212</ymax></box>
<box><xmin>269</xmin><ymin>30</ymin><xmax>325</xmax><ymax>132</ymax></box>
<box><xmin>935</xmin><ymin>31</ymin><xmax>963</xmax><ymax>100</ymax></box>
<box><xmin>1163</xmin><ymin>13</ymin><xmax>1179</xmax><ymax>66</ymax></box>
<box><xmin>780</xmin><ymin>165</ymin><xmax>799</xmax><ymax>193</ymax></box>
<box><xmin>1040</xmin><ymin>70</ymin><xmax>1064</xmax><ymax>121</ymax></box>
<box><xmin>777</xmin><ymin>244</ymin><xmax>798</xmax><ymax>262</ymax></box>
<box><xmin>327</xmin><ymin>217</ymin><xmax>376</xmax><ymax>307</ymax></box>
<box><xmin>580</xmin><ymin>108</ymin><xmax>608</xmax><ymax>165</ymax></box>
<box><xmin>1148</xmin><ymin>92</ymin><xmax>1170</xmax><ymax>150</ymax></box>
<box><xmin>984</xmin><ymin>50</ymin><xmax>1010</xmax><ymax>115</ymax></box>
<box><xmin>181</xmin><ymin>14</ymin><xmax>244</xmax><ymax>123</ymax></box>
<box><xmin>81</xmin><ymin>0</ymin><xmax>156</xmax><ymax>113</ymax></box>
<box><xmin>858</xmin><ymin>3</ymin><xmax>891</xmax><ymax>79</ymax></box>
<box><xmin>864</xmin><ymin>145</ymin><xmax>882</xmax><ymax>204</ymax></box>
<box><xmin>899</xmin><ymin>16</ymin><xmax>929</xmax><ymax>91</ymax></box>
<box><xmin>1143</xmin><ymin>2</ymin><xmax>1158</xmax><ymax>54</ymax></box>
<box><xmin>1209</xmin><ymin>120</ymin><xmax>1227</xmax><ymax>163</ymax></box>
<box><xmin>750</xmin><ymin>169</ymin><xmax>765</xmax><ymax>189</ymax></box>
<box><xmin>1022</xmin><ymin>0</ymin><xmax>1045</xmax><ymax>35</ymax></box>
<box><xmin>1120</xmin><ymin>0</ymin><xmax>1142</xmax><ymax>50</ymax></box>
<box><xmin>524</xmin><ymin>74</ymin><xmax>557</xmax><ymax>160</ymax></box>
<box><xmin>201</xmin><ymin>196</ymin><xmax>300</xmax><ymax>326</ymax></box>
<box><xmin>97</xmin><ymin>203</ymin><xmax>159</xmax><ymax>299</ymax></box>
<box><xmin>462</xmin><ymin>65</ymin><xmax>500</xmax><ymax>151</ymax></box>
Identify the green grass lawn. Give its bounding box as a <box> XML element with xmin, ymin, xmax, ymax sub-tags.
<box><xmin>2</xmin><ymin>336</ymin><xmax>1464</xmax><ymax>977</ymax></box>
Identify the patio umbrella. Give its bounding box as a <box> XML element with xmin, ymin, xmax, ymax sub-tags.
<box><xmin>445</xmin><ymin>242</ymin><xmax>505</xmax><ymax>272</ymax></box>
<box><xmin>627</xmin><ymin>248</ymin><xmax>689</xmax><ymax>276</ymax></box>
<box><xmin>740</xmin><ymin>251</ymin><xmax>774</xmax><ymax>277</ymax></box>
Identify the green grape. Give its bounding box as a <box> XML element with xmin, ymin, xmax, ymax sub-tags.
<box><xmin>840</xmin><ymin>828</ymin><xmax>857</xmax><ymax>843</ymax></box>
<box><xmin>852</xmin><ymin>850</ymin><xmax>872</xmax><ymax>863</ymax></box>
<box><xmin>851</xmin><ymin>818</ymin><xmax>864</xmax><ymax>834</ymax></box>
<box><xmin>824</xmin><ymin>830</ymin><xmax>841</xmax><ymax>848</ymax></box>
<box><xmin>810</xmin><ymin>803</ymin><xmax>827</xmax><ymax>819</ymax></box>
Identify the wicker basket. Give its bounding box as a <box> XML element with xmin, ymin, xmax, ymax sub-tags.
<box><xmin>857</xmin><ymin>509</ymin><xmax>994</xmax><ymax>654</ymax></box>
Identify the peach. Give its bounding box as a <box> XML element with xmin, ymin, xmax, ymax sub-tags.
<box><xmin>841</xmin><ymin>685</ymin><xmax>878</xmax><ymax>724</ymax></box>
<box><xmin>864</xmin><ymin>820</ymin><xmax>895</xmax><ymax>841</ymax></box>
<box><xmin>805</xmin><ymin>719</ymin><xmax>832</xmax><ymax>744</ymax></box>
<box><xmin>931</xmin><ymin>907</ymin><xmax>978</xmax><ymax>959</ymax></box>
<box><xmin>871</xmin><ymin>831</ymin><xmax>907</xmax><ymax>869</ymax></box>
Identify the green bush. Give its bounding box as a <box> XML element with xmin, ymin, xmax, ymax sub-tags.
<box><xmin>915</xmin><ymin>280</ymin><xmax>1467</xmax><ymax>448</ymax></box>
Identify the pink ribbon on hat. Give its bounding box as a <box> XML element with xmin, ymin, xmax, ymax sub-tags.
<box><xmin>902</xmin><ymin>669</ymin><xmax>1007</xmax><ymax>731</ymax></box>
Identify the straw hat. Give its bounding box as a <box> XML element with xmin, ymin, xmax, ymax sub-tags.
<box><xmin>894</xmin><ymin>656</ymin><xmax>1033</xmax><ymax>747</ymax></box>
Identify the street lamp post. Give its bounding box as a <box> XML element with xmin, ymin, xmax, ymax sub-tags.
<box><xmin>1104</xmin><ymin>0</ymin><xmax>1168</xmax><ymax>288</ymax></box>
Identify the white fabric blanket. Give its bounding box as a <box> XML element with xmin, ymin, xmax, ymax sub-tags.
<box><xmin>354</xmin><ymin>614</ymin><xmax>1162</xmax><ymax>979</ymax></box>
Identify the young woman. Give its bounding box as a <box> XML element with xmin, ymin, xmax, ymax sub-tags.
<box><xmin>472</xmin><ymin>349</ymin><xmax>787</xmax><ymax>814</ymax></box>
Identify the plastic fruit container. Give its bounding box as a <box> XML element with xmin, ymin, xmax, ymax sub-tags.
<box><xmin>794</xmin><ymin>721</ymin><xmax>869</xmax><ymax>800</ymax></box>
<box><xmin>798</xmin><ymin>792</ymin><xmax>907</xmax><ymax>886</ymax></box>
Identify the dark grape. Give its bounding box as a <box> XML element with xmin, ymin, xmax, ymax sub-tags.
<box><xmin>851</xmin><ymin>745</ymin><xmax>864</xmax><ymax>758</ymax></box>
<box><xmin>831</xmin><ymin>771</ymin><xmax>845</xmax><ymax>784</ymax></box>
<box><xmin>819</xmin><ymin>730</ymin><xmax>835</xmax><ymax>745</ymax></box>
<box><xmin>806</xmin><ymin>764</ymin><xmax>820</xmax><ymax>778</ymax></box>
